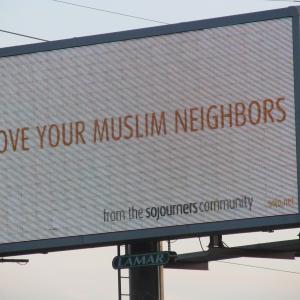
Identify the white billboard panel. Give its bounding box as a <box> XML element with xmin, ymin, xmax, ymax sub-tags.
<box><xmin>0</xmin><ymin>8</ymin><xmax>299</xmax><ymax>254</ymax></box>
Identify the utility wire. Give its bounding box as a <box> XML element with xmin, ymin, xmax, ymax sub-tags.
<box><xmin>50</xmin><ymin>0</ymin><xmax>169</xmax><ymax>25</ymax></box>
<box><xmin>270</xmin><ymin>0</ymin><xmax>300</xmax><ymax>1</ymax></box>
<box><xmin>0</xmin><ymin>29</ymin><xmax>48</xmax><ymax>42</ymax></box>
<box><xmin>198</xmin><ymin>238</ymin><xmax>205</xmax><ymax>251</ymax></box>
<box><xmin>0</xmin><ymin>1</ymin><xmax>294</xmax><ymax>42</ymax></box>
<box><xmin>2</xmin><ymin>0</ymin><xmax>168</xmax><ymax>43</ymax></box>
<box><xmin>222</xmin><ymin>241</ymin><xmax>230</xmax><ymax>248</ymax></box>
<box><xmin>217</xmin><ymin>261</ymin><xmax>300</xmax><ymax>275</ymax></box>
<box><xmin>197</xmin><ymin>238</ymin><xmax>300</xmax><ymax>275</ymax></box>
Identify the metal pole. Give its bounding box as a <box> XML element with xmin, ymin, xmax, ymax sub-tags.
<box><xmin>117</xmin><ymin>245</ymin><xmax>122</xmax><ymax>300</ymax></box>
<box><xmin>0</xmin><ymin>258</ymin><xmax>29</xmax><ymax>264</ymax></box>
<box><xmin>128</xmin><ymin>241</ymin><xmax>164</xmax><ymax>300</ymax></box>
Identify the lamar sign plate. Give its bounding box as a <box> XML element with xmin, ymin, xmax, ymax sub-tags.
<box><xmin>112</xmin><ymin>252</ymin><xmax>176</xmax><ymax>269</ymax></box>
<box><xmin>0</xmin><ymin>7</ymin><xmax>300</xmax><ymax>256</ymax></box>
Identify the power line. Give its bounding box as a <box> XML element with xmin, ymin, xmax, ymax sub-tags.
<box><xmin>198</xmin><ymin>238</ymin><xmax>205</xmax><ymax>251</ymax></box>
<box><xmin>197</xmin><ymin>239</ymin><xmax>300</xmax><ymax>275</ymax></box>
<box><xmin>217</xmin><ymin>261</ymin><xmax>300</xmax><ymax>275</ymax></box>
<box><xmin>50</xmin><ymin>0</ymin><xmax>169</xmax><ymax>25</ymax></box>
<box><xmin>267</xmin><ymin>0</ymin><xmax>300</xmax><ymax>2</ymax></box>
<box><xmin>0</xmin><ymin>29</ymin><xmax>48</xmax><ymax>42</ymax></box>
<box><xmin>1</xmin><ymin>0</ymin><xmax>167</xmax><ymax>44</ymax></box>
<box><xmin>0</xmin><ymin>1</ymin><xmax>295</xmax><ymax>42</ymax></box>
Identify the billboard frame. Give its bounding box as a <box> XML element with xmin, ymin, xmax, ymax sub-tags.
<box><xmin>0</xmin><ymin>6</ymin><xmax>300</xmax><ymax>256</ymax></box>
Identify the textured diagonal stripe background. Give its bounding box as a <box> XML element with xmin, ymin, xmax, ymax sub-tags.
<box><xmin>0</xmin><ymin>17</ymin><xmax>297</xmax><ymax>244</ymax></box>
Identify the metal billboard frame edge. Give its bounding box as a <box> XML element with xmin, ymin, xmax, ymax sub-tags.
<box><xmin>0</xmin><ymin>6</ymin><xmax>299</xmax><ymax>58</ymax></box>
<box><xmin>0</xmin><ymin>214</ymin><xmax>300</xmax><ymax>257</ymax></box>
<box><xmin>0</xmin><ymin>6</ymin><xmax>300</xmax><ymax>256</ymax></box>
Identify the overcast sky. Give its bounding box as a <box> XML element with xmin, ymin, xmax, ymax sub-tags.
<box><xmin>1</xmin><ymin>1</ymin><xmax>300</xmax><ymax>300</ymax></box>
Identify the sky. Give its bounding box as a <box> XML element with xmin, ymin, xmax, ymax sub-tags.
<box><xmin>1</xmin><ymin>0</ymin><xmax>300</xmax><ymax>300</ymax></box>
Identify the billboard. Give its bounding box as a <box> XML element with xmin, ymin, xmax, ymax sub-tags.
<box><xmin>0</xmin><ymin>6</ymin><xmax>300</xmax><ymax>256</ymax></box>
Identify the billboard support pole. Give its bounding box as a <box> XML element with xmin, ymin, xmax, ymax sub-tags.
<box><xmin>208</xmin><ymin>235</ymin><xmax>224</xmax><ymax>249</ymax></box>
<box><xmin>127</xmin><ymin>241</ymin><xmax>164</xmax><ymax>300</ymax></box>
